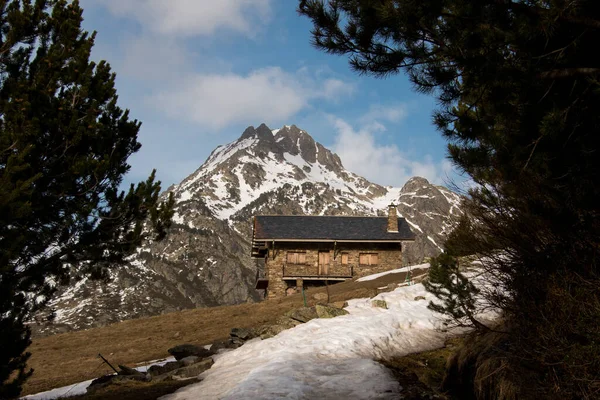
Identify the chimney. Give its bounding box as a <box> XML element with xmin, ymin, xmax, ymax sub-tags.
<box><xmin>387</xmin><ymin>204</ymin><xmax>398</xmax><ymax>233</ymax></box>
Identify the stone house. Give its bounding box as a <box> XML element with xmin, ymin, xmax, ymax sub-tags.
<box><xmin>251</xmin><ymin>205</ymin><xmax>416</xmax><ymax>299</ymax></box>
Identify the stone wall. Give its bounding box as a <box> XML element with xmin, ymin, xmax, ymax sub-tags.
<box><xmin>264</xmin><ymin>242</ymin><xmax>404</xmax><ymax>299</ymax></box>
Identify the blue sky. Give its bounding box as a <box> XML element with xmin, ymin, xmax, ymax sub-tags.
<box><xmin>79</xmin><ymin>0</ymin><xmax>461</xmax><ymax>189</ymax></box>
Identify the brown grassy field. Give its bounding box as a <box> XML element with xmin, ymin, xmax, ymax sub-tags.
<box><xmin>23</xmin><ymin>268</ymin><xmax>427</xmax><ymax>396</ymax></box>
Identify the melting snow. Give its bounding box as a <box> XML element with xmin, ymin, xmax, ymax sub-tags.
<box><xmin>178</xmin><ymin>190</ymin><xmax>192</xmax><ymax>202</ymax></box>
<box><xmin>23</xmin><ymin>358</ymin><xmax>176</xmax><ymax>400</ymax></box>
<box><xmin>427</xmin><ymin>235</ymin><xmax>443</xmax><ymax>251</ymax></box>
<box><xmin>172</xmin><ymin>212</ymin><xmax>185</xmax><ymax>225</ymax></box>
<box><xmin>357</xmin><ymin>263</ymin><xmax>431</xmax><ymax>282</ymax></box>
<box><xmin>162</xmin><ymin>266</ymin><xmax>497</xmax><ymax>400</ymax></box>
<box><xmin>49</xmin><ymin>277</ymin><xmax>89</xmax><ymax>303</ymax></box>
<box><xmin>405</xmin><ymin>218</ymin><xmax>423</xmax><ymax>233</ymax></box>
<box><xmin>437</xmin><ymin>187</ymin><xmax>463</xmax><ymax>216</ymax></box>
<box><xmin>369</xmin><ymin>187</ymin><xmax>402</xmax><ymax>210</ymax></box>
<box><xmin>22</xmin><ymin>379</ymin><xmax>96</xmax><ymax>400</ymax></box>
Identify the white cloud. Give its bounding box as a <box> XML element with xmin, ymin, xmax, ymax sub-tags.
<box><xmin>117</xmin><ymin>36</ymin><xmax>193</xmax><ymax>81</ymax></box>
<box><xmin>96</xmin><ymin>0</ymin><xmax>272</xmax><ymax>37</ymax></box>
<box><xmin>330</xmin><ymin>117</ymin><xmax>451</xmax><ymax>186</ymax></box>
<box><xmin>361</xmin><ymin>103</ymin><xmax>409</xmax><ymax>124</ymax></box>
<box><xmin>85</xmin><ymin>0</ymin><xmax>354</xmax><ymax>130</ymax></box>
<box><xmin>321</xmin><ymin>79</ymin><xmax>356</xmax><ymax>101</ymax></box>
<box><xmin>150</xmin><ymin>67</ymin><xmax>355</xmax><ymax>129</ymax></box>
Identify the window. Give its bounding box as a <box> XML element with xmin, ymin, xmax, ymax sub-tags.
<box><xmin>359</xmin><ymin>253</ymin><xmax>378</xmax><ymax>265</ymax></box>
<box><xmin>318</xmin><ymin>251</ymin><xmax>330</xmax><ymax>265</ymax></box>
<box><xmin>341</xmin><ymin>253</ymin><xmax>349</xmax><ymax>265</ymax></box>
<box><xmin>287</xmin><ymin>252</ymin><xmax>306</xmax><ymax>264</ymax></box>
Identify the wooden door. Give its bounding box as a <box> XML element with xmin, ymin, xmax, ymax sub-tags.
<box><xmin>318</xmin><ymin>251</ymin><xmax>330</xmax><ymax>275</ymax></box>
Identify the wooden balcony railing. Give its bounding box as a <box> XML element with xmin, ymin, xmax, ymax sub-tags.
<box><xmin>282</xmin><ymin>264</ymin><xmax>353</xmax><ymax>279</ymax></box>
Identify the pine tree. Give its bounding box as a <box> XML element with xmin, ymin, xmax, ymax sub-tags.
<box><xmin>0</xmin><ymin>1</ymin><xmax>173</xmax><ymax>396</ymax></box>
<box><xmin>300</xmin><ymin>0</ymin><xmax>600</xmax><ymax>396</ymax></box>
<box><xmin>423</xmin><ymin>253</ymin><xmax>481</xmax><ymax>329</ymax></box>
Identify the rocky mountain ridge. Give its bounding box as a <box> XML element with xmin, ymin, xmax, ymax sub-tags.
<box><xmin>32</xmin><ymin>123</ymin><xmax>464</xmax><ymax>336</ymax></box>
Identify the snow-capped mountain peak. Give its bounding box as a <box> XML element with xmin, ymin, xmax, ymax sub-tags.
<box><xmin>34</xmin><ymin>123</ymin><xmax>465</xmax><ymax>336</ymax></box>
<box><xmin>171</xmin><ymin>123</ymin><xmax>385</xmax><ymax>221</ymax></box>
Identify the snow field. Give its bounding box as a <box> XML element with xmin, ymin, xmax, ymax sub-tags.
<box><xmin>162</xmin><ymin>282</ymin><xmax>453</xmax><ymax>400</ymax></box>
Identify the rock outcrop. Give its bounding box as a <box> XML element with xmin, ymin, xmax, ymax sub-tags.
<box><xmin>315</xmin><ymin>304</ymin><xmax>350</xmax><ymax>318</ymax></box>
<box><xmin>168</xmin><ymin>344</ymin><xmax>214</xmax><ymax>361</ymax></box>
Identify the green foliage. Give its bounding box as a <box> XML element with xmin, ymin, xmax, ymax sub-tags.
<box><xmin>423</xmin><ymin>253</ymin><xmax>480</xmax><ymax>329</ymax></box>
<box><xmin>300</xmin><ymin>0</ymin><xmax>600</xmax><ymax>396</ymax></box>
<box><xmin>299</xmin><ymin>0</ymin><xmax>600</xmax><ymax>203</ymax></box>
<box><xmin>0</xmin><ymin>1</ymin><xmax>173</xmax><ymax>396</ymax></box>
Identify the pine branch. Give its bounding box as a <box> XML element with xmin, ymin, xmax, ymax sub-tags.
<box><xmin>539</xmin><ymin>68</ymin><xmax>600</xmax><ymax>79</ymax></box>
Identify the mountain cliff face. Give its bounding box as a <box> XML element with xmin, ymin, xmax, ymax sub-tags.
<box><xmin>32</xmin><ymin>123</ymin><xmax>463</xmax><ymax>336</ymax></box>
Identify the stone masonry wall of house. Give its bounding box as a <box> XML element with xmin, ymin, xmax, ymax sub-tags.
<box><xmin>265</xmin><ymin>242</ymin><xmax>404</xmax><ymax>299</ymax></box>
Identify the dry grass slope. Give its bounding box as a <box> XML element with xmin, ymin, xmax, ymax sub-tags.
<box><xmin>23</xmin><ymin>268</ymin><xmax>427</xmax><ymax>396</ymax></box>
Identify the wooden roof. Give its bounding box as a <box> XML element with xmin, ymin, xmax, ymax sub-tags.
<box><xmin>253</xmin><ymin>215</ymin><xmax>415</xmax><ymax>242</ymax></box>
